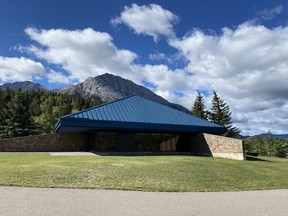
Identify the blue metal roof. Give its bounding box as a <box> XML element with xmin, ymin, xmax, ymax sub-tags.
<box><xmin>54</xmin><ymin>96</ymin><xmax>227</xmax><ymax>134</ymax></box>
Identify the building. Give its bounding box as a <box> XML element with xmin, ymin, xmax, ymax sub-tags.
<box><xmin>0</xmin><ymin>96</ymin><xmax>245</xmax><ymax>159</ymax></box>
<box><xmin>54</xmin><ymin>96</ymin><xmax>245</xmax><ymax>160</ymax></box>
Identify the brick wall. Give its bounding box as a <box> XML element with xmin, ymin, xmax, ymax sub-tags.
<box><xmin>0</xmin><ymin>133</ymin><xmax>87</xmax><ymax>152</ymax></box>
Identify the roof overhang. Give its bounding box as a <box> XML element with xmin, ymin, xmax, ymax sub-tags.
<box><xmin>54</xmin><ymin>118</ymin><xmax>227</xmax><ymax>134</ymax></box>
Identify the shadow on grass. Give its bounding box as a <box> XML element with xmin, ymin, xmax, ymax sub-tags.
<box><xmin>246</xmin><ymin>155</ymin><xmax>271</xmax><ymax>162</ymax></box>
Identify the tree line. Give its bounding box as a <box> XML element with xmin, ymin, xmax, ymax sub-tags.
<box><xmin>190</xmin><ymin>91</ymin><xmax>240</xmax><ymax>138</ymax></box>
<box><xmin>0</xmin><ymin>89</ymin><xmax>101</xmax><ymax>139</ymax></box>
<box><xmin>0</xmin><ymin>89</ymin><xmax>239</xmax><ymax>139</ymax></box>
<box><xmin>244</xmin><ymin>131</ymin><xmax>287</xmax><ymax>158</ymax></box>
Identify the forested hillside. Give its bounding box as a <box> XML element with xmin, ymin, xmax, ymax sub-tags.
<box><xmin>0</xmin><ymin>89</ymin><xmax>101</xmax><ymax>139</ymax></box>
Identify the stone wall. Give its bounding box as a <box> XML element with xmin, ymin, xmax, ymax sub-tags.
<box><xmin>0</xmin><ymin>133</ymin><xmax>87</xmax><ymax>152</ymax></box>
<box><xmin>190</xmin><ymin>133</ymin><xmax>245</xmax><ymax>160</ymax></box>
<box><xmin>0</xmin><ymin>132</ymin><xmax>245</xmax><ymax>160</ymax></box>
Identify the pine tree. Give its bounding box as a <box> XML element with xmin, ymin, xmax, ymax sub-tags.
<box><xmin>35</xmin><ymin>94</ymin><xmax>55</xmax><ymax>133</ymax></box>
<box><xmin>29</xmin><ymin>90</ymin><xmax>42</xmax><ymax>117</ymax></box>
<box><xmin>71</xmin><ymin>96</ymin><xmax>83</xmax><ymax>112</ymax></box>
<box><xmin>0</xmin><ymin>89</ymin><xmax>102</xmax><ymax>137</ymax></box>
<box><xmin>191</xmin><ymin>92</ymin><xmax>207</xmax><ymax>119</ymax></box>
<box><xmin>0</xmin><ymin>89</ymin><xmax>7</xmax><ymax>138</ymax></box>
<box><xmin>208</xmin><ymin>91</ymin><xmax>239</xmax><ymax>137</ymax></box>
<box><xmin>0</xmin><ymin>89</ymin><xmax>38</xmax><ymax>138</ymax></box>
<box><xmin>0</xmin><ymin>89</ymin><xmax>5</xmax><ymax>121</ymax></box>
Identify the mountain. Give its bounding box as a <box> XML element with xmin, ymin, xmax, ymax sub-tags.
<box><xmin>244</xmin><ymin>133</ymin><xmax>288</xmax><ymax>141</ymax></box>
<box><xmin>271</xmin><ymin>134</ymin><xmax>288</xmax><ymax>140</ymax></box>
<box><xmin>0</xmin><ymin>81</ymin><xmax>47</xmax><ymax>92</ymax></box>
<box><xmin>0</xmin><ymin>74</ymin><xmax>188</xmax><ymax>112</ymax></box>
<box><xmin>255</xmin><ymin>133</ymin><xmax>288</xmax><ymax>140</ymax></box>
<box><xmin>57</xmin><ymin>73</ymin><xmax>188</xmax><ymax>112</ymax></box>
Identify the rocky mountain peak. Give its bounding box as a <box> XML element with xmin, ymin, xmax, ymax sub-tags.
<box><xmin>0</xmin><ymin>73</ymin><xmax>188</xmax><ymax>112</ymax></box>
<box><xmin>71</xmin><ymin>73</ymin><xmax>168</xmax><ymax>103</ymax></box>
<box><xmin>57</xmin><ymin>73</ymin><xmax>188</xmax><ymax>111</ymax></box>
<box><xmin>0</xmin><ymin>81</ymin><xmax>47</xmax><ymax>92</ymax></box>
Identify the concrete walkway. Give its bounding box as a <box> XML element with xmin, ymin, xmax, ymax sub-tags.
<box><xmin>1</xmin><ymin>187</ymin><xmax>287</xmax><ymax>216</ymax></box>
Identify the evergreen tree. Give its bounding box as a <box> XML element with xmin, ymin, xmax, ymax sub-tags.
<box><xmin>35</xmin><ymin>94</ymin><xmax>56</xmax><ymax>133</ymax></box>
<box><xmin>0</xmin><ymin>89</ymin><xmax>7</xmax><ymax>137</ymax></box>
<box><xmin>0</xmin><ymin>89</ymin><xmax>5</xmax><ymax>120</ymax></box>
<box><xmin>208</xmin><ymin>91</ymin><xmax>239</xmax><ymax>137</ymax></box>
<box><xmin>29</xmin><ymin>90</ymin><xmax>42</xmax><ymax>117</ymax></box>
<box><xmin>191</xmin><ymin>92</ymin><xmax>207</xmax><ymax>119</ymax></box>
<box><xmin>71</xmin><ymin>96</ymin><xmax>83</xmax><ymax>112</ymax></box>
<box><xmin>53</xmin><ymin>94</ymin><xmax>72</xmax><ymax>117</ymax></box>
<box><xmin>0</xmin><ymin>89</ymin><xmax>38</xmax><ymax>138</ymax></box>
<box><xmin>0</xmin><ymin>89</ymin><xmax>102</xmax><ymax>137</ymax></box>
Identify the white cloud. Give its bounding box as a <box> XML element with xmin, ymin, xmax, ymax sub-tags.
<box><xmin>134</xmin><ymin>64</ymin><xmax>197</xmax><ymax>109</ymax></box>
<box><xmin>169</xmin><ymin>22</ymin><xmax>288</xmax><ymax>135</ymax></box>
<box><xmin>0</xmin><ymin>56</ymin><xmax>45</xmax><ymax>83</ymax></box>
<box><xmin>148</xmin><ymin>51</ymin><xmax>185</xmax><ymax>67</ymax></box>
<box><xmin>5</xmin><ymin>6</ymin><xmax>287</xmax><ymax>135</ymax></box>
<box><xmin>111</xmin><ymin>4</ymin><xmax>178</xmax><ymax>42</ymax></box>
<box><xmin>24</xmin><ymin>27</ymin><xmax>138</xmax><ymax>83</ymax></box>
<box><xmin>257</xmin><ymin>5</ymin><xmax>283</xmax><ymax>20</ymax></box>
<box><xmin>22</xmin><ymin>26</ymin><xmax>195</xmax><ymax>106</ymax></box>
<box><xmin>46</xmin><ymin>70</ymin><xmax>73</xmax><ymax>84</ymax></box>
<box><xmin>149</xmin><ymin>52</ymin><xmax>167</xmax><ymax>61</ymax></box>
<box><xmin>171</xmin><ymin>22</ymin><xmax>288</xmax><ymax>99</ymax></box>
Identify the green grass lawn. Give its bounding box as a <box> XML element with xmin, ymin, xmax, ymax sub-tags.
<box><xmin>0</xmin><ymin>153</ymin><xmax>287</xmax><ymax>192</ymax></box>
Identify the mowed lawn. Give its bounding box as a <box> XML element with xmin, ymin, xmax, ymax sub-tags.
<box><xmin>0</xmin><ymin>153</ymin><xmax>287</xmax><ymax>192</ymax></box>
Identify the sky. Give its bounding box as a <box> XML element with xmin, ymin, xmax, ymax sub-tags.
<box><xmin>0</xmin><ymin>0</ymin><xmax>288</xmax><ymax>135</ymax></box>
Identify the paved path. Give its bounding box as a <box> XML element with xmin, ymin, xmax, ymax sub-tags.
<box><xmin>1</xmin><ymin>187</ymin><xmax>287</xmax><ymax>216</ymax></box>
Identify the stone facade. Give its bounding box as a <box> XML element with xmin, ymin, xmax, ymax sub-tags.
<box><xmin>0</xmin><ymin>132</ymin><xmax>245</xmax><ymax>160</ymax></box>
<box><xmin>0</xmin><ymin>133</ymin><xmax>87</xmax><ymax>152</ymax></box>
<box><xmin>190</xmin><ymin>133</ymin><xmax>245</xmax><ymax>160</ymax></box>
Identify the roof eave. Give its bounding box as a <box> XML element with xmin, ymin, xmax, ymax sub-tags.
<box><xmin>55</xmin><ymin>118</ymin><xmax>227</xmax><ymax>134</ymax></box>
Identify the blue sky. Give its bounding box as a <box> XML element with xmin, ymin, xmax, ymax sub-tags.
<box><xmin>0</xmin><ymin>0</ymin><xmax>288</xmax><ymax>135</ymax></box>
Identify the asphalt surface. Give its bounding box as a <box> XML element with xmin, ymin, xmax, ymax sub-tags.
<box><xmin>0</xmin><ymin>187</ymin><xmax>287</xmax><ymax>216</ymax></box>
